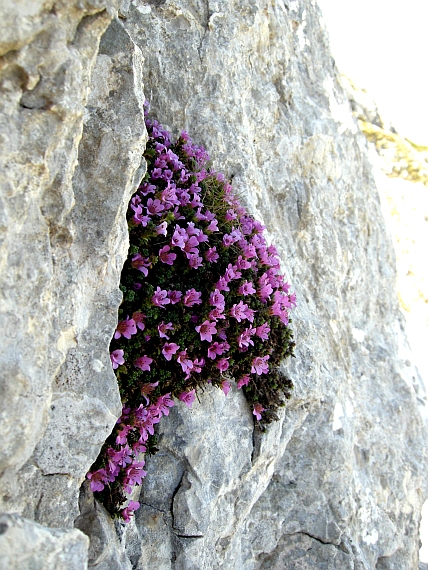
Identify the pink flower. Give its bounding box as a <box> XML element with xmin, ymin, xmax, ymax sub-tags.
<box><xmin>162</xmin><ymin>342</ymin><xmax>180</xmax><ymax>361</ymax></box>
<box><xmin>87</xmin><ymin>469</ymin><xmax>108</xmax><ymax>492</ymax></box>
<box><xmin>205</xmin><ymin>247</ymin><xmax>219</xmax><ymax>262</ymax></box>
<box><xmin>159</xmin><ymin>245</ymin><xmax>176</xmax><ymax>265</ymax></box>
<box><xmin>225</xmin><ymin>263</ymin><xmax>241</xmax><ymax>281</ymax></box>
<box><xmin>179</xmin><ymin>389</ymin><xmax>196</xmax><ymax>408</ymax></box>
<box><xmin>123</xmin><ymin>462</ymin><xmax>147</xmax><ymax>493</ymax></box>
<box><xmin>209</xmin><ymin>289</ymin><xmax>225</xmax><ymax>308</ymax></box>
<box><xmin>146</xmin><ymin>198</ymin><xmax>164</xmax><ymax>215</ymax></box>
<box><xmin>171</xmin><ymin>225</ymin><xmax>188</xmax><ymax>248</ymax></box>
<box><xmin>255</xmin><ymin>323</ymin><xmax>270</xmax><ymax>340</ymax></box>
<box><xmin>251</xmin><ymin>355</ymin><xmax>270</xmax><ymax>375</ymax></box>
<box><xmin>207</xmin><ymin>341</ymin><xmax>230</xmax><ymax>359</ymax></box>
<box><xmin>188</xmin><ymin>254</ymin><xmax>203</xmax><ymax>269</ymax></box>
<box><xmin>183</xmin><ymin>236</ymin><xmax>199</xmax><ymax>257</ymax></box>
<box><xmin>132</xmin><ymin>312</ymin><xmax>146</xmax><ymax>331</ymax></box>
<box><xmin>131</xmin><ymin>253</ymin><xmax>151</xmax><ymax>276</ymax></box>
<box><xmin>221</xmin><ymin>380</ymin><xmax>231</xmax><ymax>396</ymax></box>
<box><xmin>237</xmin><ymin>328</ymin><xmax>255</xmax><ymax>349</ymax></box>
<box><xmin>223</xmin><ymin>234</ymin><xmax>234</xmax><ymax>247</ymax></box>
<box><xmin>154</xmin><ymin>394</ymin><xmax>175</xmax><ymax>416</ymax></box>
<box><xmin>195</xmin><ymin>320</ymin><xmax>217</xmax><ymax>342</ymax></box>
<box><xmin>208</xmin><ymin>307</ymin><xmax>226</xmax><ymax>321</ymax></box>
<box><xmin>114</xmin><ymin>318</ymin><xmax>137</xmax><ymax>340</ymax></box>
<box><xmin>110</xmin><ymin>350</ymin><xmax>125</xmax><ymax>369</ymax></box>
<box><xmin>155</xmin><ymin>221</ymin><xmax>168</xmax><ymax>235</ymax></box>
<box><xmin>238</xmin><ymin>281</ymin><xmax>256</xmax><ymax>296</ymax></box>
<box><xmin>168</xmin><ymin>290</ymin><xmax>182</xmax><ymax>304</ymax></box>
<box><xmin>230</xmin><ymin>301</ymin><xmax>249</xmax><ymax>322</ymax></box>
<box><xmin>216</xmin><ymin>357</ymin><xmax>230</xmax><ymax>372</ymax></box>
<box><xmin>206</xmin><ymin>219</ymin><xmax>219</xmax><ymax>232</ymax></box>
<box><xmin>134</xmin><ymin>355</ymin><xmax>153</xmax><ymax>372</ymax></box>
<box><xmin>152</xmin><ymin>286</ymin><xmax>170</xmax><ymax>308</ymax></box>
<box><xmin>121</xmin><ymin>500</ymin><xmax>140</xmax><ymax>523</ymax></box>
<box><xmin>237</xmin><ymin>375</ymin><xmax>250</xmax><ymax>389</ymax></box>
<box><xmin>158</xmin><ymin>321</ymin><xmax>174</xmax><ymax>339</ymax></box>
<box><xmin>225</xmin><ymin>209</ymin><xmax>237</xmax><ymax>221</ymax></box>
<box><xmin>177</xmin><ymin>350</ymin><xmax>193</xmax><ymax>373</ymax></box>
<box><xmin>253</xmin><ymin>403</ymin><xmax>265</xmax><ymax>421</ymax></box>
<box><xmin>215</xmin><ymin>277</ymin><xmax>230</xmax><ymax>292</ymax></box>
<box><xmin>183</xmin><ymin>289</ymin><xmax>202</xmax><ymax>307</ymax></box>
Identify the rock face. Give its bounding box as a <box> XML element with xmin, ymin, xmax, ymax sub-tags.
<box><xmin>0</xmin><ymin>0</ymin><xmax>146</xmax><ymax>550</ymax></box>
<box><xmin>0</xmin><ymin>0</ymin><xmax>427</xmax><ymax>569</ymax></box>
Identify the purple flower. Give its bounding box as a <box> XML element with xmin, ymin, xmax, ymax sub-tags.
<box><xmin>162</xmin><ymin>342</ymin><xmax>180</xmax><ymax>361</ymax></box>
<box><xmin>223</xmin><ymin>234</ymin><xmax>234</xmax><ymax>247</ymax></box>
<box><xmin>205</xmin><ymin>247</ymin><xmax>219</xmax><ymax>263</ymax></box>
<box><xmin>183</xmin><ymin>289</ymin><xmax>202</xmax><ymax>307</ymax></box>
<box><xmin>134</xmin><ymin>355</ymin><xmax>153</xmax><ymax>372</ymax></box>
<box><xmin>207</xmin><ymin>341</ymin><xmax>230</xmax><ymax>359</ymax></box>
<box><xmin>159</xmin><ymin>245</ymin><xmax>176</xmax><ymax>265</ymax></box>
<box><xmin>146</xmin><ymin>198</ymin><xmax>164</xmax><ymax>215</ymax></box>
<box><xmin>110</xmin><ymin>350</ymin><xmax>125</xmax><ymax>369</ymax></box>
<box><xmin>237</xmin><ymin>374</ymin><xmax>250</xmax><ymax>389</ymax></box>
<box><xmin>216</xmin><ymin>357</ymin><xmax>230</xmax><ymax>372</ymax></box>
<box><xmin>183</xmin><ymin>236</ymin><xmax>199</xmax><ymax>257</ymax></box>
<box><xmin>209</xmin><ymin>289</ymin><xmax>225</xmax><ymax>308</ymax></box>
<box><xmin>156</xmin><ymin>221</ymin><xmax>168</xmax><ymax>235</ymax></box>
<box><xmin>168</xmin><ymin>290</ymin><xmax>182</xmax><ymax>304</ymax></box>
<box><xmin>114</xmin><ymin>318</ymin><xmax>137</xmax><ymax>340</ymax></box>
<box><xmin>225</xmin><ymin>209</ymin><xmax>237</xmax><ymax>221</ymax></box>
<box><xmin>121</xmin><ymin>501</ymin><xmax>140</xmax><ymax>523</ymax></box>
<box><xmin>154</xmin><ymin>394</ymin><xmax>175</xmax><ymax>416</ymax></box>
<box><xmin>235</xmin><ymin>256</ymin><xmax>252</xmax><ymax>270</ymax></box>
<box><xmin>131</xmin><ymin>253</ymin><xmax>151</xmax><ymax>276</ymax></box>
<box><xmin>225</xmin><ymin>263</ymin><xmax>242</xmax><ymax>281</ymax></box>
<box><xmin>221</xmin><ymin>380</ymin><xmax>231</xmax><ymax>396</ymax></box>
<box><xmin>87</xmin><ymin>469</ymin><xmax>108</xmax><ymax>492</ymax></box>
<box><xmin>208</xmin><ymin>307</ymin><xmax>226</xmax><ymax>321</ymax></box>
<box><xmin>230</xmin><ymin>301</ymin><xmax>249</xmax><ymax>322</ymax></box>
<box><xmin>251</xmin><ymin>355</ymin><xmax>269</xmax><ymax>375</ymax></box>
<box><xmin>237</xmin><ymin>328</ymin><xmax>255</xmax><ymax>349</ymax></box>
<box><xmin>171</xmin><ymin>225</ymin><xmax>188</xmax><ymax>249</ymax></box>
<box><xmin>179</xmin><ymin>390</ymin><xmax>196</xmax><ymax>408</ymax></box>
<box><xmin>255</xmin><ymin>323</ymin><xmax>270</xmax><ymax>340</ymax></box>
<box><xmin>195</xmin><ymin>320</ymin><xmax>217</xmax><ymax>342</ymax></box>
<box><xmin>158</xmin><ymin>321</ymin><xmax>174</xmax><ymax>339</ymax></box>
<box><xmin>253</xmin><ymin>403</ymin><xmax>265</xmax><ymax>421</ymax></box>
<box><xmin>132</xmin><ymin>312</ymin><xmax>146</xmax><ymax>331</ymax></box>
<box><xmin>152</xmin><ymin>286</ymin><xmax>170</xmax><ymax>308</ymax></box>
<box><xmin>177</xmin><ymin>350</ymin><xmax>193</xmax><ymax>373</ymax></box>
<box><xmin>206</xmin><ymin>219</ymin><xmax>219</xmax><ymax>232</ymax></box>
<box><xmin>188</xmin><ymin>254</ymin><xmax>203</xmax><ymax>269</ymax></box>
<box><xmin>238</xmin><ymin>281</ymin><xmax>256</xmax><ymax>296</ymax></box>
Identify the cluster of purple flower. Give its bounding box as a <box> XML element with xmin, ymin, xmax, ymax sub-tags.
<box><xmin>87</xmin><ymin>103</ymin><xmax>296</xmax><ymax>522</ymax></box>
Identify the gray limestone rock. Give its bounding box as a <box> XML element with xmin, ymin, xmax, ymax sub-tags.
<box><xmin>0</xmin><ymin>0</ymin><xmax>146</xmax><ymax>547</ymax></box>
<box><xmin>0</xmin><ymin>513</ymin><xmax>89</xmax><ymax>570</ymax></box>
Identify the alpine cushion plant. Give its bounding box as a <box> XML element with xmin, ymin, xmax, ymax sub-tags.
<box><xmin>87</xmin><ymin>102</ymin><xmax>296</xmax><ymax>521</ymax></box>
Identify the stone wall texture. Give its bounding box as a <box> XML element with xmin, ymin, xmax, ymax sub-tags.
<box><xmin>0</xmin><ymin>0</ymin><xmax>427</xmax><ymax>569</ymax></box>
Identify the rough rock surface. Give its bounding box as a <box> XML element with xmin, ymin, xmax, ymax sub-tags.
<box><xmin>0</xmin><ymin>0</ymin><xmax>427</xmax><ymax>569</ymax></box>
<box><xmin>0</xmin><ymin>0</ymin><xmax>146</xmax><ymax>546</ymax></box>
<box><xmin>0</xmin><ymin>513</ymin><xmax>89</xmax><ymax>570</ymax></box>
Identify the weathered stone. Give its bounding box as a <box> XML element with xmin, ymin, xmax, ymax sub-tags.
<box><xmin>0</xmin><ymin>0</ymin><xmax>146</xmax><ymax>537</ymax></box>
<box><xmin>0</xmin><ymin>513</ymin><xmax>89</xmax><ymax>570</ymax></box>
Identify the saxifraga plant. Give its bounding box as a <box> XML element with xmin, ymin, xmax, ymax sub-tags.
<box><xmin>87</xmin><ymin>102</ymin><xmax>296</xmax><ymax>522</ymax></box>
